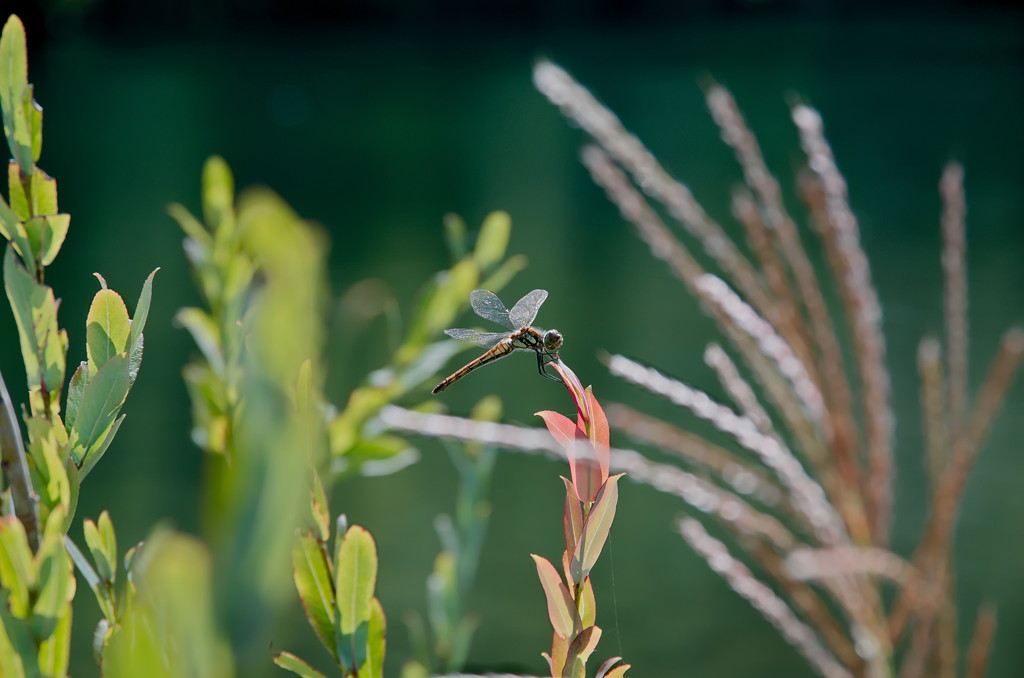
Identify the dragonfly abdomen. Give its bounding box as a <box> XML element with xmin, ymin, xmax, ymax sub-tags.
<box><xmin>430</xmin><ymin>338</ymin><xmax>516</xmax><ymax>394</ymax></box>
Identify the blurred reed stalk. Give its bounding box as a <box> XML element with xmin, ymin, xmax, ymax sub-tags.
<box><xmin>529</xmin><ymin>60</ymin><xmax>1022</xmax><ymax>678</ymax></box>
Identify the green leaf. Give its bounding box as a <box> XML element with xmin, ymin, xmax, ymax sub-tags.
<box><xmin>395</xmin><ymin>258</ymin><xmax>479</xmax><ymax>365</ymax></box>
<box><xmin>36</xmin><ymin>599</ymin><xmax>71</xmax><ymax>677</ymax></box>
<box><xmin>167</xmin><ymin>202</ymin><xmax>211</xmax><ymax>249</ymax></box>
<box><xmin>32</xmin><ymin>215</ymin><xmax>68</xmax><ymax>267</ymax></box>
<box><xmin>342</xmin><ymin>434</ymin><xmax>418</xmax><ymax>478</ymax></box>
<box><xmin>0</xmin><ymin>597</ymin><xmax>33</xmax><ymax>678</ymax></box>
<box><xmin>364</xmin><ymin>597</ymin><xmax>386</xmax><ymax>678</ymax></box>
<box><xmin>0</xmin><ymin>517</ymin><xmax>34</xmax><ymax>616</ymax></box>
<box><xmin>128</xmin><ymin>268</ymin><xmax>159</xmax><ymax>359</ymax></box>
<box><xmin>572</xmin><ymin>474</ymin><xmax>624</xmax><ymax>581</ymax></box>
<box><xmin>175</xmin><ymin>307</ymin><xmax>223</xmax><ymax>374</ymax></box>
<box><xmin>478</xmin><ymin>252</ymin><xmax>527</xmax><ymax>293</ymax></box>
<box><xmin>92</xmin><ymin>619</ymin><xmax>110</xmax><ymax>666</ymax></box>
<box><xmin>0</xmin><ymin>192</ymin><xmax>17</xmax><ymax>240</ymax></box>
<box><xmin>442</xmin><ymin>212</ymin><xmax>467</xmax><ymax>260</ymax></box>
<box><xmin>0</xmin><ymin>16</ymin><xmax>32</xmax><ymax>173</ymax></box>
<box><xmin>335</xmin><ymin>525</ymin><xmax>377</xmax><ymax>635</ymax></box>
<box><xmin>4</xmin><ymin>245</ymin><xmax>65</xmax><ymax>401</ymax></box>
<box><xmin>64</xmin><ymin>457</ymin><xmax>79</xmax><ymax>533</ymax></box>
<box><xmin>64</xmin><ymin>362</ymin><xmax>87</xmax><ymax>430</ymax></box>
<box><xmin>23</xmin><ymin>86</ymin><xmax>41</xmax><ymax>163</ymax></box>
<box><xmin>83</xmin><ymin>514</ymin><xmax>115</xmax><ymax>583</ymax></box>
<box><xmin>273</xmin><ymin>652</ymin><xmax>328</xmax><ymax>678</ymax></box>
<box><xmin>310</xmin><ymin>471</ymin><xmax>330</xmax><ymax>543</ymax></box>
<box><xmin>472</xmin><ymin>210</ymin><xmax>511</xmax><ymax>271</ymax></box>
<box><xmin>531</xmin><ymin>554</ymin><xmax>578</xmax><ymax>639</ymax></box>
<box><xmin>201</xmin><ymin>155</ymin><xmax>234</xmax><ymax>231</ymax></box>
<box><xmin>78</xmin><ymin>414</ymin><xmax>124</xmax><ymax>480</ymax></box>
<box><xmin>292</xmin><ymin>534</ymin><xmax>337</xmax><ymax>660</ymax></box>
<box><xmin>29</xmin><ymin>168</ymin><xmax>57</xmax><ymax>216</ymax></box>
<box><xmin>86</xmin><ymin>289</ymin><xmax>130</xmax><ymax>378</ymax></box>
<box><xmin>32</xmin><ymin>509</ymin><xmax>74</xmax><ymax>639</ymax></box>
<box><xmin>71</xmin><ymin>354</ymin><xmax>130</xmax><ymax>466</ymax></box>
<box><xmin>7</xmin><ymin>163</ymin><xmax>27</xmax><ymax>220</ymax></box>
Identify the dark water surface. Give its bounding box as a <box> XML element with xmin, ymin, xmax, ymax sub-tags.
<box><xmin>3</xmin><ymin>12</ymin><xmax>1024</xmax><ymax>677</ymax></box>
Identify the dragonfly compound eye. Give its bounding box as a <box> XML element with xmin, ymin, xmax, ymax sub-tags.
<box><xmin>543</xmin><ymin>329</ymin><xmax>563</xmax><ymax>351</ymax></box>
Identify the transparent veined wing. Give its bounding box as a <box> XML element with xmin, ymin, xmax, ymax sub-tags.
<box><xmin>509</xmin><ymin>289</ymin><xmax>548</xmax><ymax>329</ymax></box>
<box><xmin>469</xmin><ymin>289</ymin><xmax>514</xmax><ymax>329</ymax></box>
<box><xmin>443</xmin><ymin>328</ymin><xmax>510</xmax><ymax>348</ymax></box>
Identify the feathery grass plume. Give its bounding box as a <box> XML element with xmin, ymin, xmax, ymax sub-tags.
<box><xmin>535</xmin><ymin>59</ymin><xmax>1021</xmax><ymax>677</ymax></box>
<box><xmin>678</xmin><ymin>518</ymin><xmax>852</xmax><ymax>678</ymax></box>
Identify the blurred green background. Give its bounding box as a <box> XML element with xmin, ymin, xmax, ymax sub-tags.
<box><xmin>3</xmin><ymin>1</ymin><xmax>1024</xmax><ymax>676</ymax></box>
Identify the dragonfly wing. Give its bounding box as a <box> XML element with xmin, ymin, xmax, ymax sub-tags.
<box><xmin>509</xmin><ymin>289</ymin><xmax>548</xmax><ymax>328</ymax></box>
<box><xmin>444</xmin><ymin>328</ymin><xmax>510</xmax><ymax>348</ymax></box>
<box><xmin>469</xmin><ymin>289</ymin><xmax>514</xmax><ymax>329</ymax></box>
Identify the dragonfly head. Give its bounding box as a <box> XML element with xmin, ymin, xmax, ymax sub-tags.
<box><xmin>542</xmin><ymin>329</ymin><xmax>564</xmax><ymax>352</ymax></box>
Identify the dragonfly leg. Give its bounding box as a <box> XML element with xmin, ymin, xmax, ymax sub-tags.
<box><xmin>536</xmin><ymin>351</ymin><xmax>562</xmax><ymax>383</ymax></box>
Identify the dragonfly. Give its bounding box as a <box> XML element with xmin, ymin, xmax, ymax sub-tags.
<box><xmin>432</xmin><ymin>289</ymin><xmax>564</xmax><ymax>394</ymax></box>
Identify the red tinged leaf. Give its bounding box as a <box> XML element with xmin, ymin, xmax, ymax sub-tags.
<box><xmin>536</xmin><ymin>410</ymin><xmax>580</xmax><ymax>449</ymax></box>
<box><xmin>579</xmin><ymin>576</ymin><xmax>597</xmax><ymax>628</ymax></box>
<box><xmin>569</xmin><ymin>439</ymin><xmax>602</xmax><ymax>503</ymax></box>
<box><xmin>538</xmin><ymin>411</ymin><xmax>600</xmax><ymax>502</ymax></box>
<box><xmin>595</xmin><ymin>656</ymin><xmax>624</xmax><ymax>678</ymax></box>
<box><xmin>566</xmin><ymin>625</ymin><xmax>602</xmax><ymax>669</ymax></box>
<box><xmin>549</xmin><ymin>629</ymin><xmax>569</xmax><ymax>678</ymax></box>
<box><xmin>585</xmin><ymin>386</ymin><xmax>611</xmax><ymax>483</ymax></box>
<box><xmin>604</xmin><ymin>664</ymin><xmax>631</xmax><ymax>678</ymax></box>
<box><xmin>572</xmin><ymin>474</ymin><xmax>624</xmax><ymax>579</ymax></box>
<box><xmin>561</xmin><ymin>476</ymin><xmax>583</xmax><ymax>558</ymax></box>
<box><xmin>531</xmin><ymin>554</ymin><xmax>580</xmax><ymax>639</ymax></box>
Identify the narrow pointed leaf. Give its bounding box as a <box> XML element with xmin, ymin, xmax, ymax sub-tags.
<box><xmin>292</xmin><ymin>534</ymin><xmax>337</xmax><ymax>659</ymax></box>
<box><xmin>64</xmin><ymin>362</ymin><xmax>87</xmax><ymax>430</ymax></box>
<box><xmin>596</xmin><ymin>656</ymin><xmax>624</xmax><ymax>678</ymax></box>
<box><xmin>0</xmin><ymin>16</ymin><xmax>32</xmax><ymax>173</ymax></box>
<box><xmin>473</xmin><ymin>210</ymin><xmax>511</xmax><ymax>271</ymax></box>
<box><xmin>37</xmin><ymin>600</ymin><xmax>71</xmax><ymax>677</ymax></box>
<box><xmin>335</xmin><ymin>525</ymin><xmax>377</xmax><ymax>634</ymax></box>
<box><xmin>128</xmin><ymin>268</ymin><xmax>158</xmax><ymax>357</ymax></box>
<box><xmin>585</xmin><ymin>386</ymin><xmax>611</xmax><ymax>482</ymax></box>
<box><xmin>79</xmin><ymin>414</ymin><xmax>124</xmax><ymax>480</ymax></box>
<box><xmin>604</xmin><ymin>664</ymin><xmax>631</xmax><ymax>678</ymax></box>
<box><xmin>83</xmin><ymin>518</ymin><xmax>113</xmax><ymax>582</ymax></box>
<box><xmin>72</xmin><ymin>354</ymin><xmax>129</xmax><ymax>466</ymax></box>
<box><xmin>310</xmin><ymin>471</ymin><xmax>331</xmax><ymax>543</ymax></box>
<box><xmin>273</xmin><ymin>651</ymin><xmax>329</xmax><ymax>678</ymax></box>
<box><xmin>562</xmin><ymin>476</ymin><xmax>583</xmax><ymax>567</ymax></box>
<box><xmin>364</xmin><ymin>597</ymin><xmax>386</xmax><ymax>678</ymax></box>
<box><xmin>579</xmin><ymin>575</ymin><xmax>596</xmax><ymax>628</ymax></box>
<box><xmin>550</xmin><ymin>629</ymin><xmax>569</xmax><ymax>678</ymax></box>
<box><xmin>531</xmin><ymin>554</ymin><xmax>579</xmax><ymax>639</ymax></box>
<box><xmin>572</xmin><ymin>474</ymin><xmax>624</xmax><ymax>578</ymax></box>
<box><xmin>33</xmin><ymin>511</ymin><xmax>75</xmax><ymax>639</ymax></box>
<box><xmin>0</xmin><ymin>601</ymin><xmax>33</xmax><ymax>678</ymax></box>
<box><xmin>0</xmin><ymin>517</ymin><xmax>33</xmax><ymax>615</ymax></box>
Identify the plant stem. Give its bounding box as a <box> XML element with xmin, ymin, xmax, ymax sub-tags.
<box><xmin>0</xmin><ymin>368</ymin><xmax>39</xmax><ymax>551</ymax></box>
